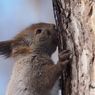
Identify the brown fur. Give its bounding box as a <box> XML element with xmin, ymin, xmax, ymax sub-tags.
<box><xmin>0</xmin><ymin>23</ymin><xmax>70</xmax><ymax>95</ymax></box>
<box><xmin>0</xmin><ymin>40</ymin><xmax>13</xmax><ymax>57</ymax></box>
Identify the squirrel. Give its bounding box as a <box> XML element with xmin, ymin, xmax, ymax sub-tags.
<box><xmin>0</xmin><ymin>23</ymin><xmax>70</xmax><ymax>95</ymax></box>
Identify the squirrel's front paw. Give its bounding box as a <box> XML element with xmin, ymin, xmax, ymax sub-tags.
<box><xmin>58</xmin><ymin>50</ymin><xmax>71</xmax><ymax>67</ymax></box>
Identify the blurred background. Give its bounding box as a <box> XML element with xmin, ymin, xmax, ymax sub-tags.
<box><xmin>0</xmin><ymin>0</ymin><xmax>59</xmax><ymax>95</ymax></box>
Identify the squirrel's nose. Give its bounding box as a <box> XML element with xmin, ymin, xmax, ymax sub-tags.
<box><xmin>51</xmin><ymin>24</ymin><xmax>58</xmax><ymax>30</ymax></box>
<box><xmin>50</xmin><ymin>24</ymin><xmax>56</xmax><ymax>29</ymax></box>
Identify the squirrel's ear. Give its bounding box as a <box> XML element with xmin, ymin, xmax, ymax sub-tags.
<box><xmin>0</xmin><ymin>40</ymin><xmax>13</xmax><ymax>58</ymax></box>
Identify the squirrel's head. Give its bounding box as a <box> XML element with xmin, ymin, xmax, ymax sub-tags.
<box><xmin>0</xmin><ymin>23</ymin><xmax>59</xmax><ymax>58</ymax></box>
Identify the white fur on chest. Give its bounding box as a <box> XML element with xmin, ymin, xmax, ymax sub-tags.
<box><xmin>50</xmin><ymin>47</ymin><xmax>59</xmax><ymax>95</ymax></box>
<box><xmin>51</xmin><ymin>47</ymin><xmax>58</xmax><ymax>65</ymax></box>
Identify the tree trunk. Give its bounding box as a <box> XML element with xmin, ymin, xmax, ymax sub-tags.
<box><xmin>52</xmin><ymin>0</ymin><xmax>95</xmax><ymax>95</ymax></box>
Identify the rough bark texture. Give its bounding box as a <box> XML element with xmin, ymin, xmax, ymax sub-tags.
<box><xmin>52</xmin><ymin>0</ymin><xmax>95</xmax><ymax>95</ymax></box>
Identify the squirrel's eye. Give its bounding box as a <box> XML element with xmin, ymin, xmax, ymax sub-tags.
<box><xmin>36</xmin><ymin>29</ymin><xmax>42</xmax><ymax>35</ymax></box>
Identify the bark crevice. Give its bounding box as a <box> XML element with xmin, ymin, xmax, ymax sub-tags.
<box><xmin>52</xmin><ymin>0</ymin><xmax>95</xmax><ymax>95</ymax></box>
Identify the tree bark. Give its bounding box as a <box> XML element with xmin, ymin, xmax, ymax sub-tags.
<box><xmin>52</xmin><ymin>0</ymin><xmax>95</xmax><ymax>95</ymax></box>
